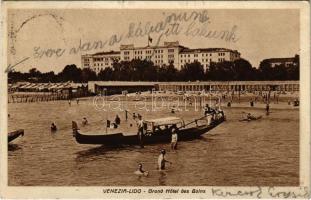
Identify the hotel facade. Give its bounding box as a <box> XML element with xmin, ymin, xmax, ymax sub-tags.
<box><xmin>81</xmin><ymin>41</ymin><xmax>241</xmax><ymax>73</ymax></box>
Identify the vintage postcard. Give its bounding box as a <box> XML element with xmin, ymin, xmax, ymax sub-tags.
<box><xmin>0</xmin><ymin>1</ymin><xmax>310</xmax><ymax>199</ymax></box>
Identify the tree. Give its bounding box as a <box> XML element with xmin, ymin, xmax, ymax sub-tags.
<box><xmin>98</xmin><ymin>67</ymin><xmax>113</xmax><ymax>81</ymax></box>
<box><xmin>29</xmin><ymin>68</ymin><xmax>41</xmax><ymax>77</ymax></box>
<box><xmin>57</xmin><ymin>64</ymin><xmax>82</xmax><ymax>82</ymax></box>
<box><xmin>158</xmin><ymin>62</ymin><xmax>179</xmax><ymax>81</ymax></box>
<box><xmin>232</xmin><ymin>59</ymin><xmax>256</xmax><ymax>80</ymax></box>
<box><xmin>206</xmin><ymin>61</ymin><xmax>235</xmax><ymax>81</ymax></box>
<box><xmin>40</xmin><ymin>71</ymin><xmax>57</xmax><ymax>82</ymax></box>
<box><xmin>81</xmin><ymin>68</ymin><xmax>97</xmax><ymax>82</ymax></box>
<box><xmin>273</xmin><ymin>64</ymin><xmax>288</xmax><ymax>80</ymax></box>
<box><xmin>258</xmin><ymin>60</ymin><xmax>274</xmax><ymax>80</ymax></box>
<box><xmin>180</xmin><ymin>61</ymin><xmax>205</xmax><ymax>81</ymax></box>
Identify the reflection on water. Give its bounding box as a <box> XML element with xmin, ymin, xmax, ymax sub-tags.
<box><xmin>8</xmin><ymin>144</ymin><xmax>22</xmax><ymax>152</ymax></box>
<box><xmin>8</xmin><ymin>100</ymin><xmax>299</xmax><ymax>186</ymax></box>
<box><xmin>158</xmin><ymin>171</ymin><xmax>167</xmax><ymax>186</ymax></box>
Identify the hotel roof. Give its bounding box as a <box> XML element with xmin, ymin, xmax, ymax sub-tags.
<box><xmin>120</xmin><ymin>41</ymin><xmax>188</xmax><ymax>50</ymax></box>
<box><xmin>92</xmin><ymin>51</ymin><xmax>120</xmax><ymax>56</ymax></box>
<box><xmin>262</xmin><ymin>57</ymin><xmax>295</xmax><ymax>63</ymax></box>
<box><xmin>180</xmin><ymin>48</ymin><xmax>240</xmax><ymax>54</ymax></box>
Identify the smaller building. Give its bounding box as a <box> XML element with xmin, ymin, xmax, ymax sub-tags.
<box><xmin>81</xmin><ymin>51</ymin><xmax>120</xmax><ymax>73</ymax></box>
<box><xmin>179</xmin><ymin>48</ymin><xmax>240</xmax><ymax>71</ymax></box>
<box><xmin>261</xmin><ymin>56</ymin><xmax>299</xmax><ymax>68</ymax></box>
<box><xmin>88</xmin><ymin>81</ymin><xmax>156</xmax><ymax>95</ymax></box>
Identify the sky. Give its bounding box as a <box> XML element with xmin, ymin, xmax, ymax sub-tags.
<box><xmin>7</xmin><ymin>8</ymin><xmax>299</xmax><ymax>73</ymax></box>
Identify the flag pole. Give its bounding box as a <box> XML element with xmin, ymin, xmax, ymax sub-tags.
<box><xmin>148</xmin><ymin>35</ymin><xmax>149</xmax><ymax>47</ymax></box>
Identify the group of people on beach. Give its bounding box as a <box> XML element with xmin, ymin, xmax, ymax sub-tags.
<box><xmin>68</xmin><ymin>99</ymin><xmax>79</xmax><ymax>106</ymax></box>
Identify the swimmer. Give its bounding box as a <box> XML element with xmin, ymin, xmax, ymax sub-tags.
<box><xmin>82</xmin><ymin>117</ymin><xmax>88</xmax><ymax>126</ymax></box>
<box><xmin>134</xmin><ymin>163</ymin><xmax>149</xmax><ymax>176</ymax></box>
<box><xmin>51</xmin><ymin>123</ymin><xmax>57</xmax><ymax>131</ymax></box>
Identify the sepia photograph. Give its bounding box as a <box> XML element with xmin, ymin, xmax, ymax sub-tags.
<box><xmin>1</xmin><ymin>1</ymin><xmax>310</xmax><ymax>199</ymax></box>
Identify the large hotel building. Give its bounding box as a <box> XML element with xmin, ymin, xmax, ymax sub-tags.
<box><xmin>81</xmin><ymin>41</ymin><xmax>241</xmax><ymax>73</ymax></box>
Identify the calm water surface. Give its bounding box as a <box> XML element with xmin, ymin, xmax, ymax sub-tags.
<box><xmin>8</xmin><ymin>100</ymin><xmax>299</xmax><ymax>186</ymax></box>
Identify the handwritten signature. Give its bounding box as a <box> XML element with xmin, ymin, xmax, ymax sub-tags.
<box><xmin>212</xmin><ymin>186</ymin><xmax>310</xmax><ymax>199</ymax></box>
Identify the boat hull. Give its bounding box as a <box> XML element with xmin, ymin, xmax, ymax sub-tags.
<box><xmin>74</xmin><ymin>117</ymin><xmax>225</xmax><ymax>145</ymax></box>
<box><xmin>8</xmin><ymin>129</ymin><xmax>24</xmax><ymax>143</ymax></box>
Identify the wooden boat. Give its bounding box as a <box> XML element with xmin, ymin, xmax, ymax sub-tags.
<box><xmin>72</xmin><ymin>114</ymin><xmax>225</xmax><ymax>145</ymax></box>
<box><xmin>8</xmin><ymin>129</ymin><xmax>24</xmax><ymax>143</ymax></box>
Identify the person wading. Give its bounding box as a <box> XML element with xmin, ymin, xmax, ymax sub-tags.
<box><xmin>171</xmin><ymin>127</ymin><xmax>178</xmax><ymax>150</ymax></box>
<box><xmin>158</xmin><ymin>149</ymin><xmax>171</xmax><ymax>170</ymax></box>
<box><xmin>137</xmin><ymin>115</ymin><xmax>144</xmax><ymax>148</ymax></box>
<box><xmin>266</xmin><ymin>103</ymin><xmax>270</xmax><ymax>115</ymax></box>
<box><xmin>115</xmin><ymin>114</ymin><xmax>121</xmax><ymax>125</ymax></box>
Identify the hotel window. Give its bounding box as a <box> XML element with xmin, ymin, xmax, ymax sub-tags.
<box><xmin>210</xmin><ymin>53</ymin><xmax>212</xmax><ymax>56</ymax></box>
<box><xmin>194</xmin><ymin>54</ymin><xmax>198</xmax><ymax>57</ymax></box>
<box><xmin>168</xmin><ymin>49</ymin><xmax>174</xmax><ymax>53</ymax></box>
<box><xmin>124</xmin><ymin>51</ymin><xmax>129</xmax><ymax>55</ymax></box>
<box><xmin>188</xmin><ymin>55</ymin><xmax>190</xmax><ymax>57</ymax></box>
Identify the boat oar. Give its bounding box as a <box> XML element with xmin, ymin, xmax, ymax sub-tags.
<box><xmin>179</xmin><ymin>115</ymin><xmax>208</xmax><ymax>129</ymax></box>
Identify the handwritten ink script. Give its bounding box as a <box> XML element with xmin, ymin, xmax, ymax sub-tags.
<box><xmin>5</xmin><ymin>57</ymin><xmax>30</xmax><ymax>73</ymax></box>
<box><xmin>28</xmin><ymin>10</ymin><xmax>239</xmax><ymax>59</ymax></box>
<box><xmin>211</xmin><ymin>186</ymin><xmax>310</xmax><ymax>199</ymax></box>
<box><xmin>99</xmin><ymin>186</ymin><xmax>310</xmax><ymax>198</ymax></box>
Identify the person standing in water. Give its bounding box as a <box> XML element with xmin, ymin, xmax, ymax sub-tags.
<box><xmin>137</xmin><ymin>115</ymin><xmax>144</xmax><ymax>148</ymax></box>
<box><xmin>171</xmin><ymin>128</ymin><xmax>178</xmax><ymax>150</ymax></box>
<box><xmin>158</xmin><ymin>149</ymin><xmax>171</xmax><ymax>170</ymax></box>
<box><xmin>266</xmin><ymin>103</ymin><xmax>270</xmax><ymax>115</ymax></box>
<box><xmin>68</xmin><ymin>99</ymin><xmax>71</xmax><ymax>106</ymax></box>
<box><xmin>115</xmin><ymin>115</ymin><xmax>121</xmax><ymax>125</ymax></box>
